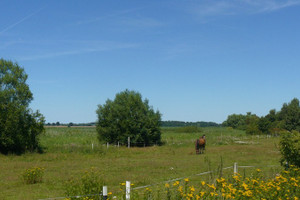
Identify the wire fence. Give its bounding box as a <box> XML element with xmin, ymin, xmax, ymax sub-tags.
<box><xmin>38</xmin><ymin>163</ymin><xmax>282</xmax><ymax>200</ymax></box>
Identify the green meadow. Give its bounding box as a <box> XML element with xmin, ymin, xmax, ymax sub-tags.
<box><xmin>0</xmin><ymin>127</ymin><xmax>282</xmax><ymax>200</ymax></box>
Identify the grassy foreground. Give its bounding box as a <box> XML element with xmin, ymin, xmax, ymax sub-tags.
<box><xmin>0</xmin><ymin>127</ymin><xmax>282</xmax><ymax>200</ymax></box>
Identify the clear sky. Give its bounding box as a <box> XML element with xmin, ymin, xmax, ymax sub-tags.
<box><xmin>1</xmin><ymin>0</ymin><xmax>300</xmax><ymax>124</ymax></box>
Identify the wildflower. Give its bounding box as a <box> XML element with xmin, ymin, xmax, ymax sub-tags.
<box><xmin>243</xmin><ymin>190</ymin><xmax>252</xmax><ymax>197</ymax></box>
<box><xmin>207</xmin><ymin>184</ymin><xmax>216</xmax><ymax>190</ymax></box>
<box><xmin>242</xmin><ymin>182</ymin><xmax>249</xmax><ymax>190</ymax></box>
<box><xmin>165</xmin><ymin>183</ymin><xmax>170</xmax><ymax>188</ymax></box>
<box><xmin>199</xmin><ymin>191</ymin><xmax>205</xmax><ymax>197</ymax></box>
<box><xmin>173</xmin><ymin>181</ymin><xmax>180</xmax><ymax>186</ymax></box>
<box><xmin>178</xmin><ymin>186</ymin><xmax>183</xmax><ymax>192</ymax></box>
<box><xmin>256</xmin><ymin>169</ymin><xmax>261</xmax><ymax>172</ymax></box>
<box><xmin>201</xmin><ymin>181</ymin><xmax>205</xmax><ymax>186</ymax></box>
<box><xmin>184</xmin><ymin>178</ymin><xmax>189</xmax><ymax>182</ymax></box>
<box><xmin>190</xmin><ymin>186</ymin><xmax>195</xmax><ymax>192</ymax></box>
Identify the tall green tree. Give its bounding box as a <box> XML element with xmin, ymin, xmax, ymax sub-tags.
<box><xmin>279</xmin><ymin>98</ymin><xmax>300</xmax><ymax>132</ymax></box>
<box><xmin>222</xmin><ymin>114</ymin><xmax>246</xmax><ymax>129</ymax></box>
<box><xmin>96</xmin><ymin>90</ymin><xmax>161</xmax><ymax>146</ymax></box>
<box><xmin>0</xmin><ymin>59</ymin><xmax>44</xmax><ymax>154</ymax></box>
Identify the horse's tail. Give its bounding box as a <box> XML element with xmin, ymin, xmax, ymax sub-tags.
<box><xmin>195</xmin><ymin>139</ymin><xmax>200</xmax><ymax>149</ymax></box>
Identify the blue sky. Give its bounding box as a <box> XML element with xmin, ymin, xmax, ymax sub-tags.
<box><xmin>1</xmin><ymin>0</ymin><xmax>300</xmax><ymax>124</ymax></box>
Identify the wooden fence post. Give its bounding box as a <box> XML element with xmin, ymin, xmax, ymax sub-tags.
<box><xmin>234</xmin><ymin>162</ymin><xmax>238</xmax><ymax>174</ymax></box>
<box><xmin>126</xmin><ymin>181</ymin><xmax>130</xmax><ymax>200</ymax></box>
<box><xmin>103</xmin><ymin>186</ymin><xmax>107</xmax><ymax>200</ymax></box>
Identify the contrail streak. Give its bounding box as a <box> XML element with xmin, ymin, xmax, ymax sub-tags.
<box><xmin>0</xmin><ymin>6</ymin><xmax>46</xmax><ymax>35</ymax></box>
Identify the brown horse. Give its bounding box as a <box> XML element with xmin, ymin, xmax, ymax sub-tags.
<box><xmin>195</xmin><ymin>135</ymin><xmax>206</xmax><ymax>154</ymax></box>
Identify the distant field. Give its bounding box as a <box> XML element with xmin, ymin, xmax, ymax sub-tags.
<box><xmin>0</xmin><ymin>127</ymin><xmax>282</xmax><ymax>200</ymax></box>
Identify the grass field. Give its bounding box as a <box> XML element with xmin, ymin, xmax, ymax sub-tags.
<box><xmin>0</xmin><ymin>127</ymin><xmax>282</xmax><ymax>200</ymax></box>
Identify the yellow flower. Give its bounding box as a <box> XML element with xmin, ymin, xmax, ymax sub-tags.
<box><xmin>256</xmin><ymin>169</ymin><xmax>261</xmax><ymax>172</ymax></box>
<box><xmin>190</xmin><ymin>186</ymin><xmax>195</xmax><ymax>192</ymax></box>
<box><xmin>243</xmin><ymin>190</ymin><xmax>252</xmax><ymax>197</ymax></box>
<box><xmin>178</xmin><ymin>186</ymin><xmax>183</xmax><ymax>192</ymax></box>
<box><xmin>276</xmin><ymin>186</ymin><xmax>281</xmax><ymax>191</ymax></box>
<box><xmin>173</xmin><ymin>181</ymin><xmax>180</xmax><ymax>186</ymax></box>
<box><xmin>120</xmin><ymin>182</ymin><xmax>125</xmax><ymax>186</ymax></box>
<box><xmin>165</xmin><ymin>183</ymin><xmax>170</xmax><ymax>188</ymax></box>
<box><xmin>108</xmin><ymin>192</ymin><xmax>112</xmax><ymax>195</ymax></box>
<box><xmin>201</xmin><ymin>181</ymin><xmax>205</xmax><ymax>186</ymax></box>
<box><xmin>207</xmin><ymin>184</ymin><xmax>216</xmax><ymax>190</ymax></box>
<box><xmin>242</xmin><ymin>182</ymin><xmax>249</xmax><ymax>190</ymax></box>
<box><xmin>200</xmin><ymin>191</ymin><xmax>205</xmax><ymax>197</ymax></box>
<box><xmin>184</xmin><ymin>178</ymin><xmax>189</xmax><ymax>182</ymax></box>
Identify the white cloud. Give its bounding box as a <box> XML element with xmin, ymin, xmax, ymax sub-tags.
<box><xmin>188</xmin><ymin>0</ymin><xmax>300</xmax><ymax>19</ymax></box>
<box><xmin>16</xmin><ymin>40</ymin><xmax>138</xmax><ymax>61</ymax></box>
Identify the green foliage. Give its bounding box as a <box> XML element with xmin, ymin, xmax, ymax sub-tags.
<box><xmin>65</xmin><ymin>168</ymin><xmax>104</xmax><ymax>199</ymax></box>
<box><xmin>223</xmin><ymin>98</ymin><xmax>300</xmax><ymax>135</ymax></box>
<box><xmin>0</xmin><ymin>59</ymin><xmax>44</xmax><ymax>154</ymax></box>
<box><xmin>22</xmin><ymin>167</ymin><xmax>44</xmax><ymax>184</ymax></box>
<box><xmin>96</xmin><ymin>89</ymin><xmax>162</xmax><ymax>146</ymax></box>
<box><xmin>174</xmin><ymin>126</ymin><xmax>202</xmax><ymax>133</ymax></box>
<box><xmin>222</xmin><ymin>114</ymin><xmax>246</xmax><ymax>129</ymax></box>
<box><xmin>161</xmin><ymin>121</ymin><xmax>220</xmax><ymax>127</ymax></box>
<box><xmin>279</xmin><ymin>98</ymin><xmax>300</xmax><ymax>132</ymax></box>
<box><xmin>245</xmin><ymin>113</ymin><xmax>261</xmax><ymax>135</ymax></box>
<box><xmin>279</xmin><ymin>130</ymin><xmax>300</xmax><ymax>167</ymax></box>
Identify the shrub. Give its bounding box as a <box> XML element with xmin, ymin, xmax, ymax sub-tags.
<box><xmin>65</xmin><ymin>168</ymin><xmax>105</xmax><ymax>200</ymax></box>
<box><xmin>22</xmin><ymin>167</ymin><xmax>44</xmax><ymax>184</ymax></box>
<box><xmin>279</xmin><ymin>130</ymin><xmax>300</xmax><ymax>167</ymax></box>
<box><xmin>96</xmin><ymin>90</ymin><xmax>162</xmax><ymax>146</ymax></box>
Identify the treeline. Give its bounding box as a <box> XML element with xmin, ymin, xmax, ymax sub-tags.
<box><xmin>161</xmin><ymin>121</ymin><xmax>220</xmax><ymax>127</ymax></box>
<box><xmin>45</xmin><ymin>122</ymin><xmax>96</xmax><ymax>127</ymax></box>
<box><xmin>222</xmin><ymin>98</ymin><xmax>300</xmax><ymax>135</ymax></box>
<box><xmin>46</xmin><ymin>121</ymin><xmax>220</xmax><ymax>128</ymax></box>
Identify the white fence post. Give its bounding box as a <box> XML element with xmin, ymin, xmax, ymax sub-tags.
<box><xmin>103</xmin><ymin>186</ymin><xmax>107</xmax><ymax>200</ymax></box>
<box><xmin>92</xmin><ymin>143</ymin><xmax>94</xmax><ymax>150</ymax></box>
<box><xmin>126</xmin><ymin>181</ymin><xmax>130</xmax><ymax>200</ymax></box>
<box><xmin>107</xmin><ymin>142</ymin><xmax>109</xmax><ymax>149</ymax></box>
<box><xmin>128</xmin><ymin>137</ymin><xmax>130</xmax><ymax>148</ymax></box>
<box><xmin>118</xmin><ymin>141</ymin><xmax>120</xmax><ymax>148</ymax></box>
<box><xmin>234</xmin><ymin>162</ymin><xmax>238</xmax><ymax>174</ymax></box>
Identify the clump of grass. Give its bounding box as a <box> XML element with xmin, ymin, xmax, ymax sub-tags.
<box><xmin>22</xmin><ymin>167</ymin><xmax>44</xmax><ymax>184</ymax></box>
<box><xmin>64</xmin><ymin>167</ymin><xmax>105</xmax><ymax>199</ymax></box>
